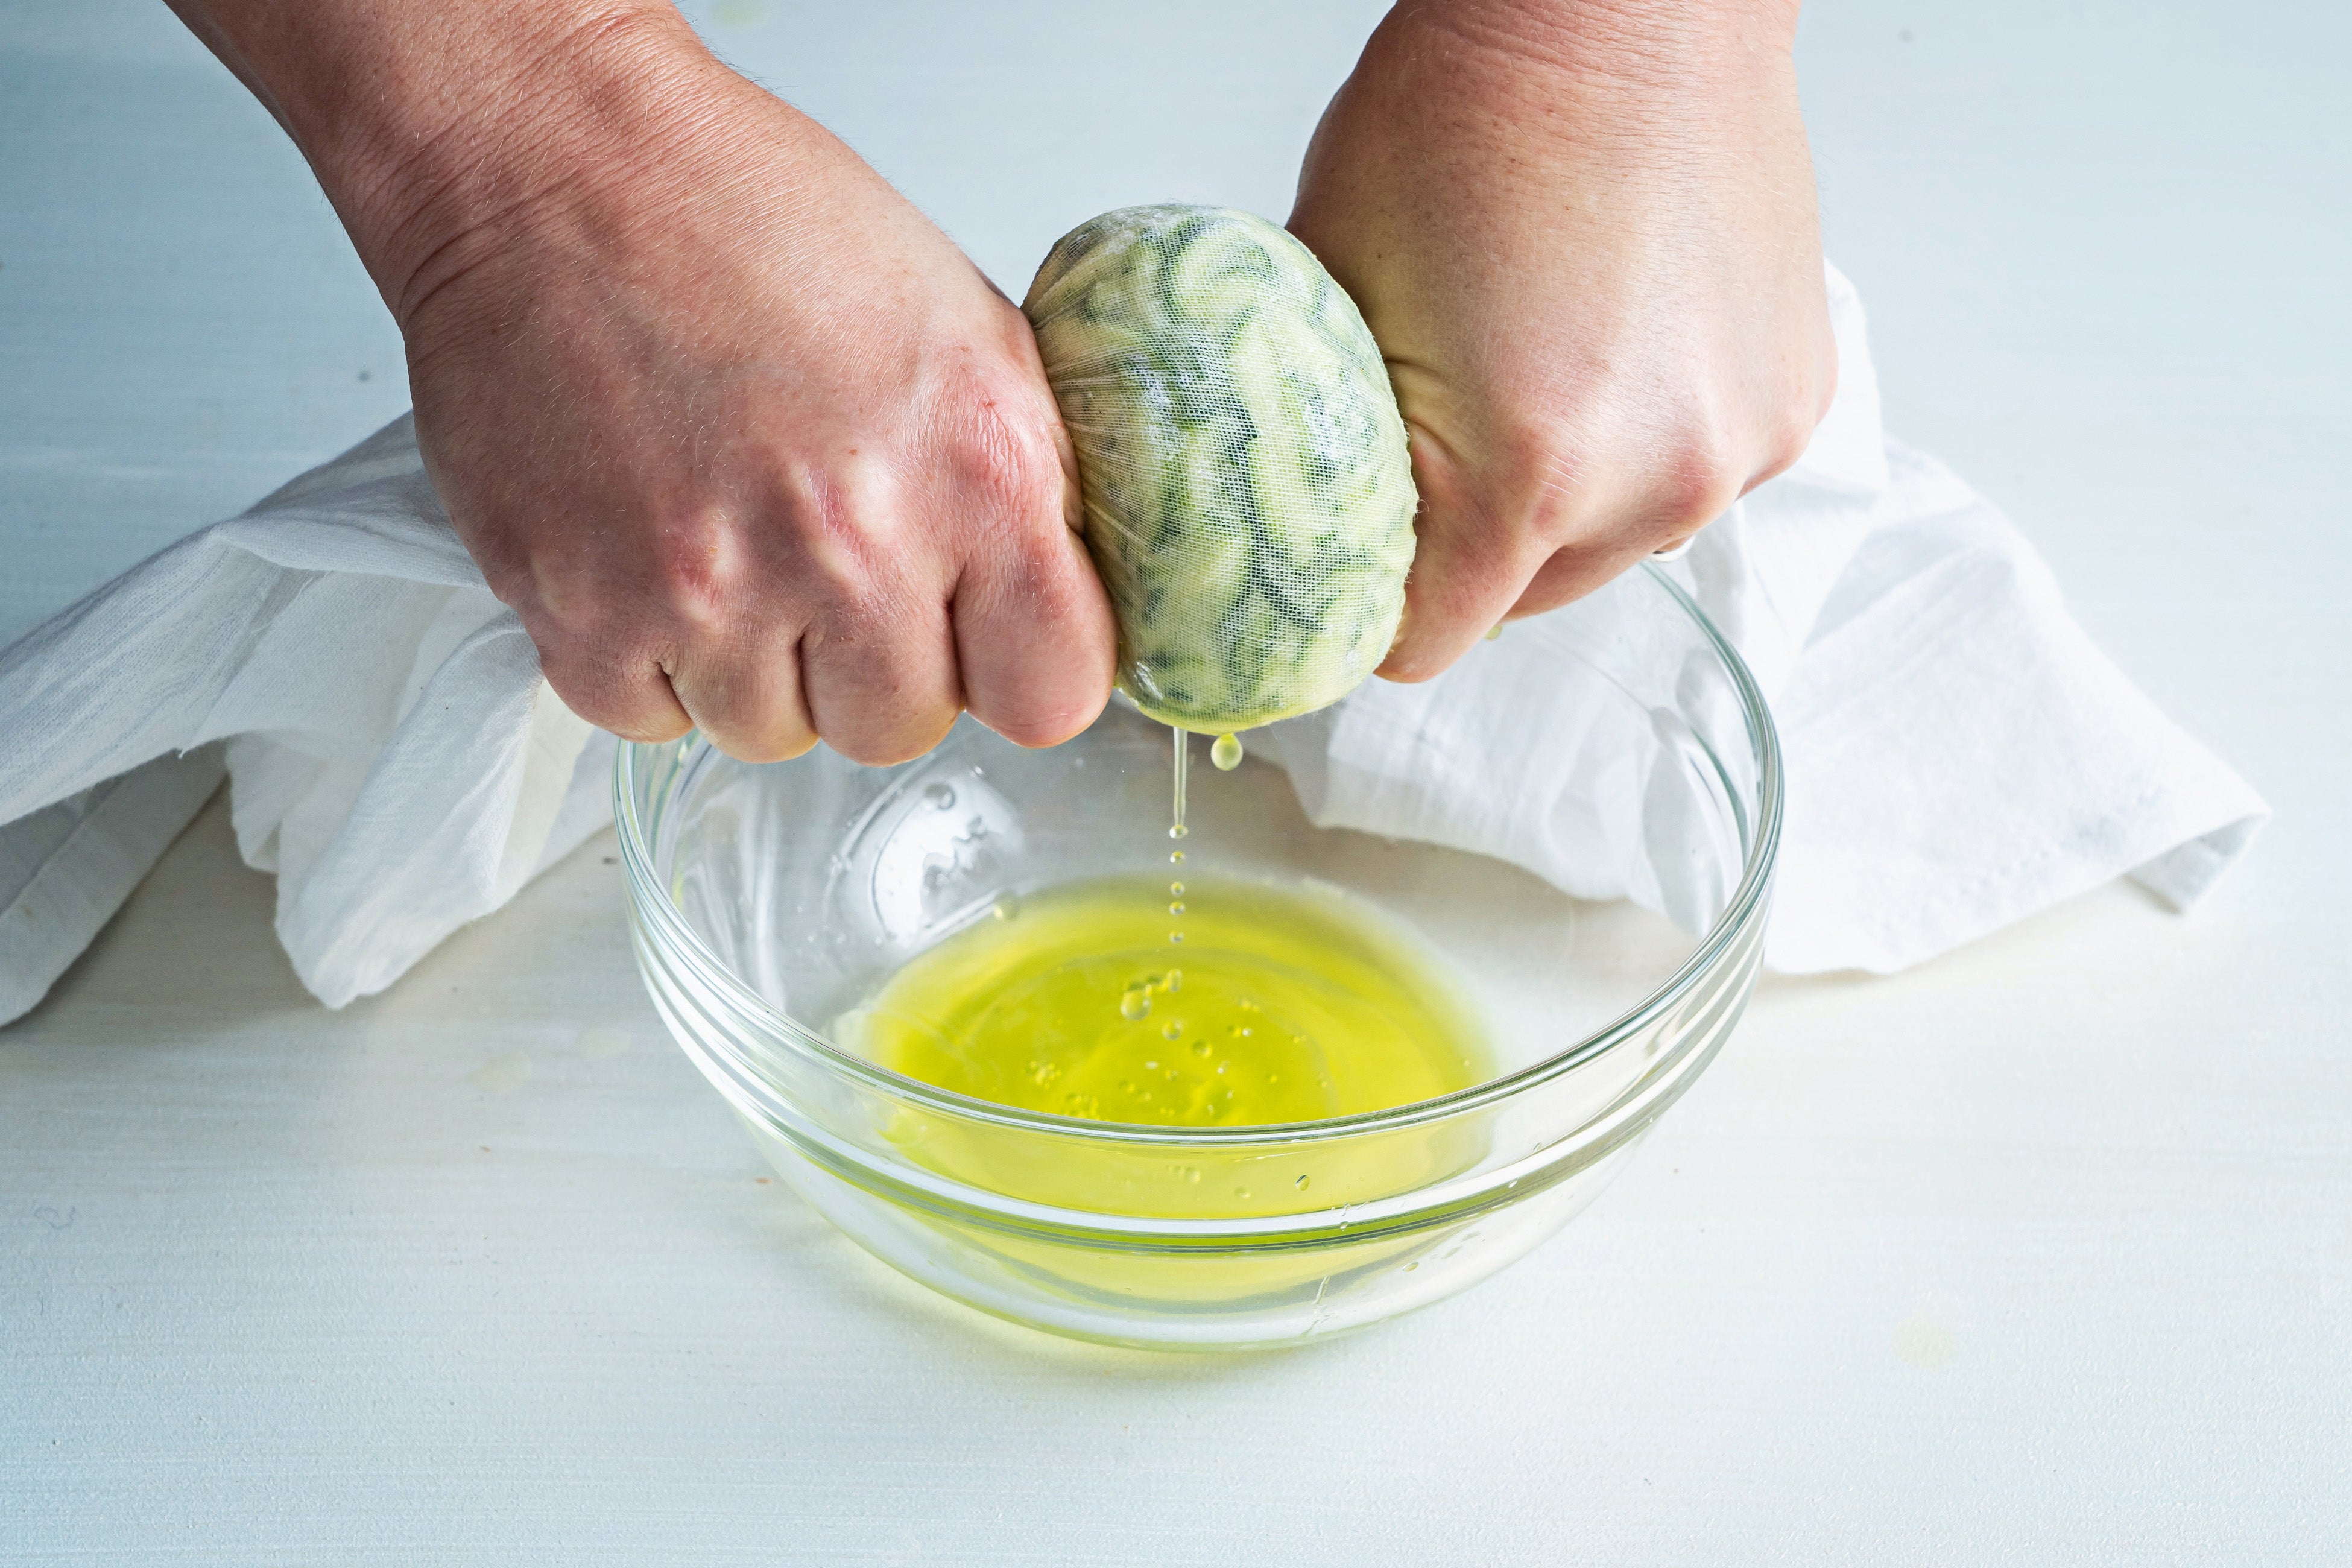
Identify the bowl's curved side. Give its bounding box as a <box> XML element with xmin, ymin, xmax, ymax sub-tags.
<box><xmin>616</xmin><ymin>562</ymin><xmax>1781</xmax><ymax>1347</ymax></box>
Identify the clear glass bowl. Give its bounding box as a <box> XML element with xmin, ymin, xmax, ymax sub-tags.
<box><xmin>617</xmin><ymin>565</ymin><xmax>1779</xmax><ymax>1350</ymax></box>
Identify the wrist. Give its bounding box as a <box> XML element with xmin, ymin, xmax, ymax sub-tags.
<box><xmin>197</xmin><ymin>0</ymin><xmax>720</xmax><ymax>326</ymax></box>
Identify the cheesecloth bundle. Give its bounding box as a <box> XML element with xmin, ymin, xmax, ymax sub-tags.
<box><xmin>1023</xmin><ymin>205</ymin><xmax>1417</xmax><ymax>733</ymax></box>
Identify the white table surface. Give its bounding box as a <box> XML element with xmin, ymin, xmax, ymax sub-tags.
<box><xmin>5</xmin><ymin>1</ymin><xmax>2347</xmax><ymax>1561</ymax></box>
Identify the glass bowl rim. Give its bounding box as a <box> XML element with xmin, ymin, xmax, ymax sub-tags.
<box><xmin>615</xmin><ymin>562</ymin><xmax>1782</xmax><ymax>1148</ymax></box>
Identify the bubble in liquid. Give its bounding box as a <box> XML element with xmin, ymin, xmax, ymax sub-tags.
<box><xmin>1190</xmin><ymin>1038</ymin><xmax>1210</xmax><ymax>1058</ymax></box>
<box><xmin>1161</xmin><ymin>1022</ymin><xmax>1181</xmax><ymax>1041</ymax></box>
<box><xmin>1118</xmin><ymin>989</ymin><xmax>1151</xmax><ymax>1022</ymax></box>
<box><xmin>1294</xmin><ymin>1174</ymin><xmax>1310</xmax><ymax>1191</ymax></box>
<box><xmin>1163</xmin><ymin>970</ymin><xmax>1183</xmax><ymax>993</ymax></box>
<box><xmin>922</xmin><ymin>782</ymin><xmax>956</xmax><ymax>809</ymax></box>
<box><xmin>1210</xmin><ymin>733</ymin><xmax>1243</xmax><ymax>771</ymax></box>
<box><xmin>1168</xmin><ymin>931</ymin><xmax>1185</xmax><ymax>944</ymax></box>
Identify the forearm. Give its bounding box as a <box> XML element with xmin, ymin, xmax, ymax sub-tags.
<box><xmin>1301</xmin><ymin>0</ymin><xmax>1815</xmax><ymax>323</ymax></box>
<box><xmin>162</xmin><ymin>0</ymin><xmax>719</xmax><ymax>321</ymax></box>
<box><xmin>1409</xmin><ymin>0</ymin><xmax>1801</xmax><ymax>89</ymax></box>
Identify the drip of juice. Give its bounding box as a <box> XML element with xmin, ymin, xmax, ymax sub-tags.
<box><xmin>842</xmin><ymin>874</ymin><xmax>1490</xmax><ymax>1127</ymax></box>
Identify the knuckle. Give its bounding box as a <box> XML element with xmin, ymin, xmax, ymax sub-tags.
<box><xmin>645</xmin><ymin>508</ymin><xmax>751</xmax><ymax>633</ymax></box>
<box><xmin>1489</xmin><ymin>417</ymin><xmax>1593</xmax><ymax>532</ymax></box>
<box><xmin>1760</xmin><ymin>378</ymin><xmax>1828</xmax><ymax>483</ymax></box>
<box><xmin>1656</xmin><ymin>435</ymin><xmax>1745</xmax><ymax>537</ymax></box>
<box><xmin>948</xmin><ymin>389</ymin><xmax>1068</xmax><ymax>529</ymax></box>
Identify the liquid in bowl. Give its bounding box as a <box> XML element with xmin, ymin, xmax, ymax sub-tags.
<box><xmin>619</xmin><ymin>565</ymin><xmax>1779</xmax><ymax>1348</ymax></box>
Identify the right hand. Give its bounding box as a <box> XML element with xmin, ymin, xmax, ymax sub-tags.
<box><xmin>372</xmin><ymin>18</ymin><xmax>1114</xmax><ymax>763</ymax></box>
<box><xmin>1286</xmin><ymin>0</ymin><xmax>1835</xmax><ymax>683</ymax></box>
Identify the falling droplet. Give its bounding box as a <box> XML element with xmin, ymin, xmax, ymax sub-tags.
<box><xmin>1168</xmin><ymin>931</ymin><xmax>1184</xmax><ymax>944</ymax></box>
<box><xmin>1169</xmin><ymin>849</ymin><xmax>1186</xmax><ymax>865</ymax></box>
<box><xmin>1169</xmin><ymin>725</ymin><xmax>1189</xmax><ymax>844</ymax></box>
<box><xmin>1210</xmin><ymin>732</ymin><xmax>1243</xmax><ymax>771</ymax></box>
<box><xmin>922</xmin><ymin>782</ymin><xmax>956</xmax><ymax>809</ymax></box>
<box><xmin>990</xmin><ymin>893</ymin><xmax>1017</xmax><ymax>921</ymax></box>
<box><xmin>1168</xmin><ymin>900</ymin><xmax>1185</xmax><ymax>915</ymax></box>
<box><xmin>1169</xmin><ymin>881</ymin><xmax>1184</xmax><ymax>897</ymax></box>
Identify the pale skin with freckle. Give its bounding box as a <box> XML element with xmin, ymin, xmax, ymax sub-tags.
<box><xmin>163</xmin><ymin>0</ymin><xmax>1830</xmax><ymax>762</ymax></box>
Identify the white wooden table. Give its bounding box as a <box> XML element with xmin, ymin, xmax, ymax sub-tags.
<box><xmin>5</xmin><ymin>2</ymin><xmax>2347</xmax><ymax>1560</ymax></box>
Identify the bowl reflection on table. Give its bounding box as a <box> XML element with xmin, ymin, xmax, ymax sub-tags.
<box><xmin>617</xmin><ymin>564</ymin><xmax>1779</xmax><ymax>1350</ymax></box>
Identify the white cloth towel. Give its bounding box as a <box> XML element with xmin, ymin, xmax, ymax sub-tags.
<box><xmin>0</xmin><ymin>265</ymin><xmax>2265</xmax><ymax>1023</ymax></box>
<box><xmin>1258</xmin><ymin>265</ymin><xmax>2268</xmax><ymax>972</ymax></box>
<box><xmin>0</xmin><ymin>419</ymin><xmax>614</xmax><ymax>1021</ymax></box>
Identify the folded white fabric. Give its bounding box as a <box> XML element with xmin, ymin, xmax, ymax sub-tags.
<box><xmin>1259</xmin><ymin>265</ymin><xmax>2268</xmax><ymax>972</ymax></box>
<box><xmin>0</xmin><ymin>264</ymin><xmax>2265</xmax><ymax>1025</ymax></box>
<box><xmin>0</xmin><ymin>417</ymin><xmax>613</xmax><ymax>1023</ymax></box>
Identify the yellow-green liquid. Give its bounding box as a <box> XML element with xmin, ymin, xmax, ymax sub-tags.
<box><xmin>845</xmin><ymin>874</ymin><xmax>1490</xmax><ymax>1128</ymax></box>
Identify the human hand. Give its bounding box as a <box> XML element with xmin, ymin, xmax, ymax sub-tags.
<box><xmin>1288</xmin><ymin>0</ymin><xmax>1837</xmax><ymax>680</ymax></box>
<box><xmin>175</xmin><ymin>1</ymin><xmax>1113</xmax><ymax>764</ymax></box>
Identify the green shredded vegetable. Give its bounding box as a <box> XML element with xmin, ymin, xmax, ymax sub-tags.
<box><xmin>1024</xmin><ymin>204</ymin><xmax>1417</xmax><ymax>732</ymax></box>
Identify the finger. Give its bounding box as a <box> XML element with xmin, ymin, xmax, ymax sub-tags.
<box><xmin>801</xmin><ymin>595</ymin><xmax>964</xmax><ymax>767</ymax></box>
<box><xmin>666</xmin><ymin>626</ymin><xmax>820</xmax><ymax>764</ymax></box>
<box><xmin>532</xmin><ymin>632</ymin><xmax>697</xmax><ymax>747</ymax></box>
<box><xmin>1510</xmin><ymin>533</ymin><xmax>1676</xmax><ymax>622</ymax></box>
<box><xmin>1508</xmin><ymin>463</ymin><xmax>1739</xmax><ymax>622</ymax></box>
<box><xmin>1375</xmin><ymin>425</ymin><xmax>1551</xmax><ymax>683</ymax></box>
<box><xmin>954</xmin><ymin>522</ymin><xmax>1115</xmax><ymax>748</ymax></box>
<box><xmin>940</xmin><ymin>347</ymin><xmax>1113</xmax><ymax>748</ymax></box>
